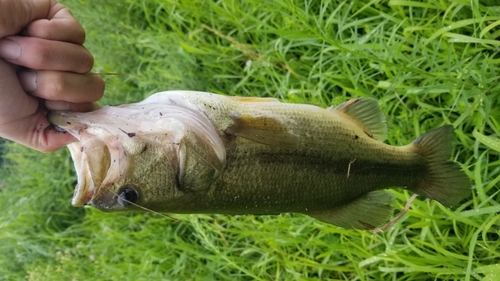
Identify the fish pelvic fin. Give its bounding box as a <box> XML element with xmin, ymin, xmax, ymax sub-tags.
<box><xmin>409</xmin><ymin>125</ymin><xmax>470</xmax><ymax>207</ymax></box>
<box><xmin>307</xmin><ymin>190</ymin><xmax>395</xmax><ymax>230</ymax></box>
<box><xmin>330</xmin><ymin>98</ymin><xmax>387</xmax><ymax>141</ymax></box>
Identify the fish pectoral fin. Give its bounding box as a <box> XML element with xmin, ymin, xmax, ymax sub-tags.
<box><xmin>227</xmin><ymin>96</ymin><xmax>280</xmax><ymax>103</ymax></box>
<box><xmin>226</xmin><ymin>112</ymin><xmax>299</xmax><ymax>147</ymax></box>
<box><xmin>306</xmin><ymin>190</ymin><xmax>395</xmax><ymax>230</ymax></box>
<box><xmin>329</xmin><ymin>98</ymin><xmax>387</xmax><ymax>141</ymax></box>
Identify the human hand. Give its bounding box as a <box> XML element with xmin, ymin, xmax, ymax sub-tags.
<box><xmin>0</xmin><ymin>0</ymin><xmax>104</xmax><ymax>152</ymax></box>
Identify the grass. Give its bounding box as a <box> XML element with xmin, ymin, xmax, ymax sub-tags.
<box><xmin>0</xmin><ymin>0</ymin><xmax>499</xmax><ymax>280</ymax></box>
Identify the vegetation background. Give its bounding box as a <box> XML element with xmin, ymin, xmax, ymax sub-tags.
<box><xmin>1</xmin><ymin>0</ymin><xmax>499</xmax><ymax>280</ymax></box>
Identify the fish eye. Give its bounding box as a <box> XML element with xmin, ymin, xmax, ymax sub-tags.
<box><xmin>117</xmin><ymin>185</ymin><xmax>139</xmax><ymax>206</ymax></box>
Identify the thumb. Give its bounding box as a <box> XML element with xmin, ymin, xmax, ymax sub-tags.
<box><xmin>2</xmin><ymin>111</ymin><xmax>77</xmax><ymax>153</ymax></box>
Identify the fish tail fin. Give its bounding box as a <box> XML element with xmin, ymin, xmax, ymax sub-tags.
<box><xmin>408</xmin><ymin>125</ymin><xmax>470</xmax><ymax>207</ymax></box>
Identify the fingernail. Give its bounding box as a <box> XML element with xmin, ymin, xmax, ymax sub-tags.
<box><xmin>45</xmin><ymin>100</ymin><xmax>70</xmax><ymax>111</ymax></box>
<box><xmin>19</xmin><ymin>71</ymin><xmax>37</xmax><ymax>93</ymax></box>
<box><xmin>0</xmin><ymin>39</ymin><xmax>21</xmax><ymax>60</ymax></box>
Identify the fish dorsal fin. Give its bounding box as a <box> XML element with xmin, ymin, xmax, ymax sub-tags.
<box><xmin>306</xmin><ymin>190</ymin><xmax>395</xmax><ymax>230</ymax></box>
<box><xmin>227</xmin><ymin>96</ymin><xmax>280</xmax><ymax>103</ymax></box>
<box><xmin>226</xmin><ymin>112</ymin><xmax>299</xmax><ymax>147</ymax></box>
<box><xmin>330</xmin><ymin>98</ymin><xmax>387</xmax><ymax>141</ymax></box>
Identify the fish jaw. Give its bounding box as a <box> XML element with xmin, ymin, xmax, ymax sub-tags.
<box><xmin>49</xmin><ymin>110</ymin><xmax>134</xmax><ymax>207</ymax></box>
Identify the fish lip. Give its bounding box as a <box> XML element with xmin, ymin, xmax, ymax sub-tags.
<box><xmin>71</xmin><ymin>183</ymin><xmax>94</xmax><ymax>206</ymax></box>
<box><xmin>66</xmin><ymin>141</ymin><xmax>101</xmax><ymax>207</ymax></box>
<box><xmin>51</xmin><ymin>113</ymin><xmax>94</xmax><ymax>207</ymax></box>
<box><xmin>48</xmin><ymin>111</ymin><xmax>88</xmax><ymax>132</ymax></box>
<box><xmin>50</xmin><ymin>123</ymin><xmax>68</xmax><ymax>133</ymax></box>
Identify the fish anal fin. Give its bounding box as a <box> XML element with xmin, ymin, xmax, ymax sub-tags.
<box><xmin>329</xmin><ymin>98</ymin><xmax>387</xmax><ymax>141</ymax></box>
<box><xmin>306</xmin><ymin>190</ymin><xmax>395</xmax><ymax>230</ymax></box>
<box><xmin>228</xmin><ymin>96</ymin><xmax>280</xmax><ymax>103</ymax></box>
<box><xmin>226</xmin><ymin>112</ymin><xmax>299</xmax><ymax>147</ymax></box>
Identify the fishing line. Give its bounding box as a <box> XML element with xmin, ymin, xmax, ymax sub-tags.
<box><xmin>105</xmin><ymin>185</ymin><xmax>178</xmax><ymax>222</ymax></box>
<box><xmin>371</xmin><ymin>193</ymin><xmax>419</xmax><ymax>235</ymax></box>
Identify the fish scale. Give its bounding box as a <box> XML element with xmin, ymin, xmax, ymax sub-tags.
<box><xmin>48</xmin><ymin>91</ymin><xmax>470</xmax><ymax>230</ymax></box>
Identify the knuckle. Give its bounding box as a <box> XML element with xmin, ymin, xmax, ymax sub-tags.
<box><xmin>74</xmin><ymin>25</ymin><xmax>86</xmax><ymax>44</ymax></box>
<box><xmin>93</xmin><ymin>76</ymin><xmax>105</xmax><ymax>98</ymax></box>
<box><xmin>38</xmin><ymin>73</ymin><xmax>66</xmax><ymax>99</ymax></box>
<box><xmin>26</xmin><ymin>21</ymin><xmax>52</xmax><ymax>39</ymax></box>
<box><xmin>78</xmin><ymin>51</ymin><xmax>94</xmax><ymax>73</ymax></box>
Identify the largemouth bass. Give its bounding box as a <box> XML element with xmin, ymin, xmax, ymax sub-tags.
<box><xmin>48</xmin><ymin>91</ymin><xmax>470</xmax><ymax>230</ymax></box>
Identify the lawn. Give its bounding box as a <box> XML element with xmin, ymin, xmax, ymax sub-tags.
<box><xmin>1</xmin><ymin>0</ymin><xmax>499</xmax><ymax>280</ymax></box>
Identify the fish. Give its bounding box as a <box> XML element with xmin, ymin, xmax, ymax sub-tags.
<box><xmin>48</xmin><ymin>91</ymin><xmax>470</xmax><ymax>230</ymax></box>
